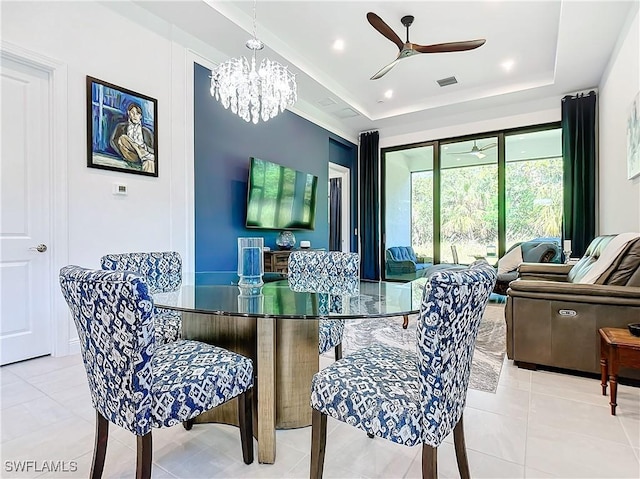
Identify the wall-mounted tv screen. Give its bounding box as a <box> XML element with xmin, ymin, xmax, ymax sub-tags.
<box><xmin>246</xmin><ymin>157</ymin><xmax>318</xmax><ymax>230</ymax></box>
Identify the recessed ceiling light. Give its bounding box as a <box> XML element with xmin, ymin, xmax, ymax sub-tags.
<box><xmin>332</xmin><ymin>39</ymin><xmax>344</xmax><ymax>51</ymax></box>
<box><xmin>384</xmin><ymin>90</ymin><xmax>393</xmax><ymax>99</ymax></box>
<box><xmin>443</xmin><ymin>146</ymin><xmax>449</xmax><ymax>150</ymax></box>
<box><xmin>521</xmin><ymin>150</ymin><xmax>526</xmax><ymax>154</ymax></box>
<box><xmin>502</xmin><ymin>59</ymin><xmax>515</xmax><ymax>72</ymax></box>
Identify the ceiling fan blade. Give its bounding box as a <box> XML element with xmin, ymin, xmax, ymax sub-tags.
<box><xmin>370</xmin><ymin>58</ymin><xmax>401</xmax><ymax>80</ymax></box>
<box><xmin>414</xmin><ymin>39</ymin><xmax>486</xmax><ymax>54</ymax></box>
<box><xmin>480</xmin><ymin>143</ymin><xmax>497</xmax><ymax>151</ymax></box>
<box><xmin>367</xmin><ymin>12</ymin><xmax>404</xmax><ymax>51</ymax></box>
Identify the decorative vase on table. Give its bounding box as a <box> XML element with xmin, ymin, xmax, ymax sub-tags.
<box><xmin>238</xmin><ymin>237</ymin><xmax>264</xmax><ymax>292</ymax></box>
<box><xmin>276</xmin><ymin>230</ymin><xmax>296</xmax><ymax>250</ymax></box>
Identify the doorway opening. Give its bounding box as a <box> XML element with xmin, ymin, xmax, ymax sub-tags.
<box><xmin>329</xmin><ymin>163</ymin><xmax>350</xmax><ymax>252</ymax></box>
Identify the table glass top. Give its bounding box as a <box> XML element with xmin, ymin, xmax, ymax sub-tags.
<box><xmin>153</xmin><ymin>272</ymin><xmax>427</xmax><ymax>319</ymax></box>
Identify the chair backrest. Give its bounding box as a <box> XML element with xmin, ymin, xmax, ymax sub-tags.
<box><xmin>416</xmin><ymin>260</ymin><xmax>496</xmax><ymax>445</ymax></box>
<box><xmin>59</xmin><ymin>266</ymin><xmax>155</xmax><ymax>436</ymax></box>
<box><xmin>288</xmin><ymin>251</ymin><xmax>360</xmax><ymax>293</ymax></box>
<box><xmin>100</xmin><ymin>251</ymin><xmax>182</xmax><ymax>294</ymax></box>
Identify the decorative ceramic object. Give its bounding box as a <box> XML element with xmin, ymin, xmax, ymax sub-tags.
<box><xmin>276</xmin><ymin>230</ymin><xmax>296</xmax><ymax>250</ymax></box>
<box><xmin>628</xmin><ymin>323</ymin><xmax>640</xmax><ymax>337</ymax></box>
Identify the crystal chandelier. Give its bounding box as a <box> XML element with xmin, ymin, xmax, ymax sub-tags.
<box><xmin>210</xmin><ymin>2</ymin><xmax>297</xmax><ymax>124</ymax></box>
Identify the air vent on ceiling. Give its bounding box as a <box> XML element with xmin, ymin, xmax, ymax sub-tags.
<box><xmin>437</xmin><ymin>76</ymin><xmax>458</xmax><ymax>87</ymax></box>
<box><xmin>334</xmin><ymin>108</ymin><xmax>359</xmax><ymax>119</ymax></box>
<box><xmin>317</xmin><ymin>97</ymin><xmax>337</xmax><ymax>107</ymax></box>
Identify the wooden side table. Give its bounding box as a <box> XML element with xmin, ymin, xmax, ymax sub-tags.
<box><xmin>264</xmin><ymin>250</ymin><xmax>291</xmax><ymax>274</ymax></box>
<box><xmin>599</xmin><ymin>327</ymin><xmax>640</xmax><ymax>415</ymax></box>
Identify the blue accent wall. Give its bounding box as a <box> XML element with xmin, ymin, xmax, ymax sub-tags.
<box><xmin>194</xmin><ymin>63</ymin><xmax>357</xmax><ymax>272</ymax></box>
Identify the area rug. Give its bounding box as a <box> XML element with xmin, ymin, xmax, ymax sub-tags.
<box><xmin>332</xmin><ymin>303</ymin><xmax>506</xmax><ymax>393</ymax></box>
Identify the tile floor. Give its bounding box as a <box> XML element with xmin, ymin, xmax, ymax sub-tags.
<box><xmin>1</xmin><ymin>353</ymin><xmax>639</xmax><ymax>478</ymax></box>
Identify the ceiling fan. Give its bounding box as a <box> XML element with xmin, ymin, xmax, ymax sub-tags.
<box><xmin>366</xmin><ymin>12</ymin><xmax>486</xmax><ymax>80</ymax></box>
<box><xmin>447</xmin><ymin>140</ymin><xmax>497</xmax><ymax>159</ymax></box>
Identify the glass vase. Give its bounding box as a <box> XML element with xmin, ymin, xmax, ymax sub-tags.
<box><xmin>238</xmin><ymin>237</ymin><xmax>264</xmax><ymax>289</ymax></box>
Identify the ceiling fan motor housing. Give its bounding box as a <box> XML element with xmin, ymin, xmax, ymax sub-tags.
<box><xmin>401</xmin><ymin>15</ymin><xmax>414</xmax><ymax>27</ymax></box>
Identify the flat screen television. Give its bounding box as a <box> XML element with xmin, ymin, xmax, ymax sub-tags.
<box><xmin>245</xmin><ymin>157</ymin><xmax>318</xmax><ymax>230</ymax></box>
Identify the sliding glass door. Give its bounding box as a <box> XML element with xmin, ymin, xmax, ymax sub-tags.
<box><xmin>383</xmin><ymin>144</ymin><xmax>434</xmax><ymax>281</ymax></box>
<box><xmin>440</xmin><ymin>137</ymin><xmax>498</xmax><ymax>264</ymax></box>
<box><xmin>505</xmin><ymin>128</ymin><xmax>563</xmax><ymax>248</ymax></box>
<box><xmin>381</xmin><ymin>123</ymin><xmax>561</xmax><ymax>281</ymax></box>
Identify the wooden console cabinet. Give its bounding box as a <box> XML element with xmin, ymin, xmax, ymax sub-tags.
<box><xmin>264</xmin><ymin>250</ymin><xmax>291</xmax><ymax>273</ymax></box>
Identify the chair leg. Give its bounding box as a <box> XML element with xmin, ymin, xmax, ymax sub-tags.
<box><xmin>238</xmin><ymin>389</ymin><xmax>254</xmax><ymax>464</ymax></box>
<box><xmin>183</xmin><ymin>419</ymin><xmax>194</xmax><ymax>431</ymax></box>
<box><xmin>402</xmin><ymin>315</ymin><xmax>408</xmax><ymax>329</ymax></box>
<box><xmin>310</xmin><ymin>409</ymin><xmax>327</xmax><ymax>479</ymax></box>
<box><xmin>136</xmin><ymin>432</ymin><xmax>152</xmax><ymax>479</ymax></box>
<box><xmin>421</xmin><ymin>444</ymin><xmax>437</xmax><ymax>479</ymax></box>
<box><xmin>453</xmin><ymin>414</ymin><xmax>470</xmax><ymax>479</ymax></box>
<box><xmin>90</xmin><ymin>411</ymin><xmax>109</xmax><ymax>479</ymax></box>
<box><xmin>334</xmin><ymin>343</ymin><xmax>343</xmax><ymax>361</ymax></box>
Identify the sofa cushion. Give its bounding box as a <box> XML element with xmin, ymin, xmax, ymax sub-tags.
<box><xmin>572</xmin><ymin>233</ymin><xmax>640</xmax><ymax>284</ymax></box>
<box><xmin>568</xmin><ymin>235</ymin><xmax>616</xmax><ymax>283</ymax></box>
<box><xmin>599</xmin><ymin>237</ymin><xmax>640</xmax><ymax>286</ymax></box>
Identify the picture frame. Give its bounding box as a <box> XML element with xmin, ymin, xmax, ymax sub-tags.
<box><xmin>86</xmin><ymin>76</ymin><xmax>158</xmax><ymax>177</ymax></box>
<box><xmin>627</xmin><ymin>90</ymin><xmax>640</xmax><ymax>180</ymax></box>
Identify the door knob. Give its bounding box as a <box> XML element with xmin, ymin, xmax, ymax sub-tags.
<box><xmin>30</xmin><ymin>244</ymin><xmax>47</xmax><ymax>253</ymax></box>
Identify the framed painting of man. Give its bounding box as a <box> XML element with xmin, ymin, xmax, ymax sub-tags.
<box><xmin>86</xmin><ymin>76</ymin><xmax>158</xmax><ymax>177</ymax></box>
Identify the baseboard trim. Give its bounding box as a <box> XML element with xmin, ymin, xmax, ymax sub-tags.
<box><xmin>67</xmin><ymin>338</ymin><xmax>80</xmax><ymax>356</ymax></box>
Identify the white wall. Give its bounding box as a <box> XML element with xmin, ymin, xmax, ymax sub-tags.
<box><xmin>598</xmin><ymin>7</ymin><xmax>640</xmax><ymax>233</ymax></box>
<box><xmin>1</xmin><ymin>1</ymin><xmax>220</xmax><ymax>352</ymax></box>
<box><xmin>3</xmin><ymin>2</ymin><xmax>177</xmax><ymax>268</ymax></box>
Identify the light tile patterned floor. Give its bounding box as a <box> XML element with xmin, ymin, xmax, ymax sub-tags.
<box><xmin>1</xmin><ymin>353</ymin><xmax>639</xmax><ymax>478</ymax></box>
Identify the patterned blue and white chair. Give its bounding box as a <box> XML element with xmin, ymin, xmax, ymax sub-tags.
<box><xmin>288</xmin><ymin>251</ymin><xmax>360</xmax><ymax>361</ymax></box>
<box><xmin>59</xmin><ymin>266</ymin><xmax>254</xmax><ymax>479</ymax></box>
<box><xmin>309</xmin><ymin>261</ymin><xmax>497</xmax><ymax>479</ymax></box>
<box><xmin>101</xmin><ymin>251</ymin><xmax>182</xmax><ymax>345</ymax></box>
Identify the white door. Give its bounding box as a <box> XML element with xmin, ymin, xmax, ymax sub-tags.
<box><xmin>1</xmin><ymin>58</ymin><xmax>52</xmax><ymax>365</ymax></box>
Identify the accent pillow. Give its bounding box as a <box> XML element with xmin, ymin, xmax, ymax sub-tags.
<box><xmin>497</xmin><ymin>245</ymin><xmax>523</xmax><ymax>275</ymax></box>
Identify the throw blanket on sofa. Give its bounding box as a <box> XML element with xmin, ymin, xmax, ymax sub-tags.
<box><xmin>576</xmin><ymin>232</ymin><xmax>640</xmax><ymax>284</ymax></box>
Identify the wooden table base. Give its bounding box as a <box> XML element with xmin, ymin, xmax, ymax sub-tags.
<box><xmin>182</xmin><ymin>312</ymin><xmax>319</xmax><ymax>463</ymax></box>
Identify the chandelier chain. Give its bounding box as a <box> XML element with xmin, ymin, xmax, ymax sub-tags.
<box><xmin>251</xmin><ymin>0</ymin><xmax>258</xmax><ymax>41</ymax></box>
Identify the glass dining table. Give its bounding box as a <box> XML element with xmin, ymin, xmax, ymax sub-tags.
<box><xmin>153</xmin><ymin>272</ymin><xmax>426</xmax><ymax>464</ymax></box>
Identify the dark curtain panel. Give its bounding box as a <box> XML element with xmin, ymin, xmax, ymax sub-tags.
<box><xmin>329</xmin><ymin>178</ymin><xmax>342</xmax><ymax>251</ymax></box>
<box><xmin>562</xmin><ymin>91</ymin><xmax>597</xmax><ymax>258</ymax></box>
<box><xmin>360</xmin><ymin>131</ymin><xmax>380</xmax><ymax>279</ymax></box>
